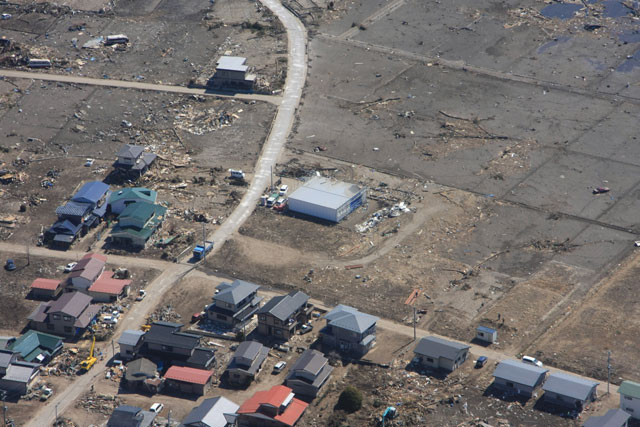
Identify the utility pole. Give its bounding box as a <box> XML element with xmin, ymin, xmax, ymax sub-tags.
<box><xmin>1</xmin><ymin>390</ymin><xmax>7</xmax><ymax>426</ymax></box>
<box><xmin>607</xmin><ymin>351</ymin><xmax>612</xmax><ymax>395</ymax></box>
<box><xmin>167</xmin><ymin>409</ymin><xmax>171</xmax><ymax>427</ymax></box>
<box><xmin>26</xmin><ymin>241</ymin><xmax>30</xmax><ymax>266</ymax></box>
<box><xmin>270</xmin><ymin>166</ymin><xmax>273</xmax><ymax>191</ymax></box>
<box><xmin>111</xmin><ymin>339</ymin><xmax>115</xmax><ymax>358</ymax></box>
<box><xmin>55</xmin><ymin>402</ymin><xmax>60</xmax><ymax>424</ymax></box>
<box><xmin>404</xmin><ymin>289</ymin><xmax>421</xmax><ymax>341</ymax></box>
<box><xmin>201</xmin><ymin>223</ymin><xmax>207</xmax><ymax>261</ymax></box>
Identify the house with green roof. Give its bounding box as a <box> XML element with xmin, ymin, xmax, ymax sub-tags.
<box><xmin>619</xmin><ymin>380</ymin><xmax>640</xmax><ymax>419</ymax></box>
<box><xmin>9</xmin><ymin>330</ymin><xmax>63</xmax><ymax>364</ymax></box>
<box><xmin>110</xmin><ymin>201</ymin><xmax>167</xmax><ymax>249</ymax></box>
<box><xmin>108</xmin><ymin>187</ymin><xmax>157</xmax><ymax>215</ymax></box>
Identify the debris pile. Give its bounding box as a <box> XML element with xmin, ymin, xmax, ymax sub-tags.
<box><xmin>173</xmin><ymin>105</ymin><xmax>241</xmax><ymax>135</ymax></box>
<box><xmin>355</xmin><ymin>202</ymin><xmax>411</xmax><ymax>233</ymax></box>
<box><xmin>147</xmin><ymin>304</ymin><xmax>182</xmax><ymax>324</ymax></box>
<box><xmin>77</xmin><ymin>392</ymin><xmax>123</xmax><ymax>415</ymax></box>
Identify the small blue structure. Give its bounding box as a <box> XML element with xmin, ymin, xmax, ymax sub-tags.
<box><xmin>476</xmin><ymin>325</ymin><xmax>497</xmax><ymax>343</ymax></box>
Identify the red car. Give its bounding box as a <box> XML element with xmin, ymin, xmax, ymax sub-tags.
<box><xmin>593</xmin><ymin>187</ymin><xmax>610</xmax><ymax>194</ymax></box>
<box><xmin>273</xmin><ymin>199</ymin><xmax>288</xmax><ymax>212</ymax></box>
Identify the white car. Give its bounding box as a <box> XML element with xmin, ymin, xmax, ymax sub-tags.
<box><xmin>150</xmin><ymin>403</ymin><xmax>164</xmax><ymax>413</ymax></box>
<box><xmin>521</xmin><ymin>356</ymin><xmax>543</xmax><ymax>368</ymax></box>
<box><xmin>64</xmin><ymin>262</ymin><xmax>77</xmax><ymax>273</ymax></box>
<box><xmin>1</xmin><ymin>14</ymin><xmax>12</xmax><ymax>20</ymax></box>
<box><xmin>273</xmin><ymin>361</ymin><xmax>287</xmax><ymax>374</ymax></box>
<box><xmin>102</xmin><ymin>315</ymin><xmax>118</xmax><ymax>325</ymax></box>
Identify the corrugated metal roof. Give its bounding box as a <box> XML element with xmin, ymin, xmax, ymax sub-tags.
<box><xmin>542</xmin><ymin>372</ymin><xmax>598</xmax><ymax>401</ymax></box>
<box><xmin>72</xmin><ymin>181</ymin><xmax>109</xmax><ymax>204</ymax></box>
<box><xmin>477</xmin><ymin>325</ymin><xmax>496</xmax><ymax>334</ymax></box>
<box><xmin>217</xmin><ymin>56</ymin><xmax>248</xmax><ymax>72</ymax></box>
<box><xmin>492</xmin><ymin>360</ymin><xmax>548</xmax><ymax>387</ymax></box>
<box><xmin>619</xmin><ymin>380</ymin><xmax>640</xmax><ymax>399</ymax></box>
<box><xmin>108</xmin><ymin>187</ymin><xmax>157</xmax><ymax>204</ymax></box>
<box><xmin>30</xmin><ymin>278</ymin><xmax>61</xmax><ymax>291</ymax></box>
<box><xmin>583</xmin><ymin>409</ymin><xmax>631</xmax><ymax>427</ymax></box>
<box><xmin>117</xmin><ymin>144</ymin><xmax>144</xmax><ymax>159</ymax></box>
<box><xmin>414</xmin><ymin>336</ymin><xmax>470</xmax><ymax>361</ymax></box>
<box><xmin>55</xmin><ymin>201</ymin><xmax>91</xmax><ymax>217</ymax></box>
<box><xmin>288</xmin><ymin>176</ymin><xmax>365</xmax><ymax>210</ymax></box>
<box><xmin>164</xmin><ymin>365</ymin><xmax>212</xmax><ymax>385</ymax></box>
<box><xmin>234</xmin><ymin>341</ymin><xmax>263</xmax><ymax>361</ymax></box>
<box><xmin>88</xmin><ymin>271</ymin><xmax>131</xmax><ymax>294</ymax></box>
<box><xmin>2</xmin><ymin>362</ymin><xmax>39</xmax><ymax>383</ymax></box>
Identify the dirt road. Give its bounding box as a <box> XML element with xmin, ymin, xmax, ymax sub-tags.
<box><xmin>0</xmin><ymin>69</ymin><xmax>282</xmax><ymax>105</ymax></box>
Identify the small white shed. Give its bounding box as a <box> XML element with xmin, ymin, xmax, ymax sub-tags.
<box><xmin>476</xmin><ymin>325</ymin><xmax>497</xmax><ymax>343</ymax></box>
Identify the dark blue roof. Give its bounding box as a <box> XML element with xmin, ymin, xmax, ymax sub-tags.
<box><xmin>56</xmin><ymin>201</ymin><xmax>91</xmax><ymax>217</ymax></box>
<box><xmin>72</xmin><ymin>181</ymin><xmax>109</xmax><ymax>204</ymax></box>
<box><xmin>49</xmin><ymin>219</ymin><xmax>82</xmax><ymax>235</ymax></box>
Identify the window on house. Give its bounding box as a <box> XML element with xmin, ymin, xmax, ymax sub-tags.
<box><xmin>64</xmin><ymin>326</ymin><xmax>72</xmax><ymax>333</ymax></box>
<box><xmin>63</xmin><ymin>316</ymin><xmax>71</xmax><ymax>322</ymax></box>
<box><xmin>426</xmin><ymin>357</ymin><xmax>434</xmax><ymax>363</ymax></box>
<box><xmin>625</xmin><ymin>396</ymin><xmax>633</xmax><ymax>401</ymax></box>
<box><xmin>53</xmin><ymin>314</ymin><xmax>61</xmax><ymax>320</ymax></box>
<box><xmin>506</xmin><ymin>382</ymin><xmax>514</xmax><ymax>388</ymax></box>
<box><xmin>275</xmin><ymin>329</ymin><xmax>282</xmax><ymax>336</ymax></box>
<box><xmin>259</xmin><ymin>315</ymin><xmax>266</xmax><ymax>321</ymax></box>
<box><xmin>46</xmin><ymin>324</ymin><xmax>55</xmax><ymax>330</ymax></box>
<box><xmin>217</xmin><ymin>314</ymin><xmax>227</xmax><ymax>321</ymax></box>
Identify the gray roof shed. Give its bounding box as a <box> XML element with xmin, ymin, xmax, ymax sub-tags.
<box><xmin>542</xmin><ymin>372</ymin><xmax>599</xmax><ymax>401</ymax></box>
<box><xmin>583</xmin><ymin>409</ymin><xmax>631</xmax><ymax>427</ymax></box>
<box><xmin>414</xmin><ymin>336</ymin><xmax>470</xmax><ymax>360</ymax></box>
<box><xmin>492</xmin><ymin>360</ymin><xmax>548</xmax><ymax>387</ymax></box>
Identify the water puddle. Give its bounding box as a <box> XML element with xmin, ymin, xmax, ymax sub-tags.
<box><xmin>617</xmin><ymin>29</ymin><xmax>640</xmax><ymax>43</ymax></box>
<box><xmin>538</xmin><ymin>35</ymin><xmax>571</xmax><ymax>53</ymax></box>
<box><xmin>617</xmin><ymin>50</ymin><xmax>640</xmax><ymax>71</ymax></box>
<box><xmin>540</xmin><ymin>3</ymin><xmax>583</xmax><ymax>19</ymax></box>
<box><xmin>601</xmin><ymin>0</ymin><xmax>637</xmax><ymax>18</ymax></box>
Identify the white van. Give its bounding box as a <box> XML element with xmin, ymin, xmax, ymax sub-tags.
<box><xmin>28</xmin><ymin>58</ymin><xmax>51</xmax><ymax>68</ymax></box>
<box><xmin>229</xmin><ymin>169</ymin><xmax>245</xmax><ymax>180</ymax></box>
<box><xmin>266</xmin><ymin>196</ymin><xmax>276</xmax><ymax>207</ymax></box>
<box><xmin>279</xmin><ymin>184</ymin><xmax>288</xmax><ymax>196</ymax></box>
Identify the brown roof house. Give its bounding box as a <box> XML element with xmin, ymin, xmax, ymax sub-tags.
<box><xmin>29</xmin><ymin>278</ymin><xmax>63</xmax><ymax>300</ymax></box>
<box><xmin>66</xmin><ymin>253</ymin><xmax>107</xmax><ymax>293</ymax></box>
<box><xmin>27</xmin><ymin>292</ymin><xmax>100</xmax><ymax>338</ymax></box>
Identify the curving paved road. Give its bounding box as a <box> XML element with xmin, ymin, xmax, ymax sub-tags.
<box><xmin>210</xmin><ymin>0</ymin><xmax>307</xmax><ymax>246</ymax></box>
<box><xmin>24</xmin><ymin>0</ymin><xmax>307</xmax><ymax>425</ymax></box>
<box><xmin>0</xmin><ymin>69</ymin><xmax>282</xmax><ymax>105</ymax></box>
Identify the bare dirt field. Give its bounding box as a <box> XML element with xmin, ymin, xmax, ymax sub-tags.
<box><xmin>0</xmin><ymin>0</ymin><xmax>287</xmax><ymax>89</ymax></box>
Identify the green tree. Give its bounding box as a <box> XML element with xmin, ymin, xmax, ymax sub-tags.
<box><xmin>337</xmin><ymin>386</ymin><xmax>363</xmax><ymax>413</ymax></box>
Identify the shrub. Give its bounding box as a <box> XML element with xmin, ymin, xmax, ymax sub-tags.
<box><xmin>337</xmin><ymin>386</ymin><xmax>362</xmax><ymax>413</ymax></box>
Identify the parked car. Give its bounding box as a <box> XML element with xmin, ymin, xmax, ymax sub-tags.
<box><xmin>300</xmin><ymin>323</ymin><xmax>313</xmax><ymax>335</ymax></box>
<box><xmin>40</xmin><ymin>388</ymin><xmax>53</xmax><ymax>401</ymax></box>
<box><xmin>4</xmin><ymin>259</ymin><xmax>16</xmax><ymax>271</ymax></box>
<box><xmin>84</xmin><ymin>158</ymin><xmax>94</xmax><ymax>167</ymax></box>
<box><xmin>475</xmin><ymin>356</ymin><xmax>488</xmax><ymax>368</ymax></box>
<box><xmin>521</xmin><ymin>356</ymin><xmax>543</xmax><ymax>368</ymax></box>
<box><xmin>102</xmin><ymin>315</ymin><xmax>118</xmax><ymax>325</ymax></box>
<box><xmin>273</xmin><ymin>198</ymin><xmax>288</xmax><ymax>211</ymax></box>
<box><xmin>150</xmin><ymin>403</ymin><xmax>164</xmax><ymax>413</ymax></box>
<box><xmin>191</xmin><ymin>312</ymin><xmax>204</xmax><ymax>323</ymax></box>
<box><xmin>273</xmin><ymin>361</ymin><xmax>287</xmax><ymax>374</ymax></box>
<box><xmin>135</xmin><ymin>289</ymin><xmax>146</xmax><ymax>301</ymax></box>
<box><xmin>1</xmin><ymin>14</ymin><xmax>12</xmax><ymax>20</ymax></box>
<box><xmin>64</xmin><ymin>262</ymin><xmax>77</xmax><ymax>273</ymax></box>
<box><xmin>279</xmin><ymin>184</ymin><xmax>288</xmax><ymax>196</ymax></box>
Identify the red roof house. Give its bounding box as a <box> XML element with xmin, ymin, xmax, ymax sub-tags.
<box><xmin>237</xmin><ymin>385</ymin><xmax>308</xmax><ymax>427</ymax></box>
<box><xmin>29</xmin><ymin>278</ymin><xmax>63</xmax><ymax>299</ymax></box>
<box><xmin>163</xmin><ymin>366</ymin><xmax>213</xmax><ymax>396</ymax></box>
<box><xmin>87</xmin><ymin>271</ymin><xmax>131</xmax><ymax>302</ymax></box>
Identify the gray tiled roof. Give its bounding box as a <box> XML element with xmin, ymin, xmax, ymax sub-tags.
<box><xmin>117</xmin><ymin>144</ymin><xmax>144</xmax><ymax>160</ymax></box>
<box><xmin>290</xmin><ymin>349</ymin><xmax>327</xmax><ymax>377</ymax></box>
<box><xmin>414</xmin><ymin>336</ymin><xmax>470</xmax><ymax>361</ymax></box>
<box><xmin>324</xmin><ymin>305</ymin><xmax>378</xmax><ymax>334</ymax></box>
<box><xmin>0</xmin><ymin>349</ymin><xmax>16</xmax><ymax>369</ymax></box>
<box><xmin>257</xmin><ymin>291</ymin><xmax>309</xmax><ymax>321</ymax></box>
<box><xmin>119</xmin><ymin>330</ymin><xmax>145</xmax><ymax>347</ymax></box>
<box><xmin>182</xmin><ymin>396</ymin><xmax>239</xmax><ymax>427</ymax></box>
<box><xmin>48</xmin><ymin>292</ymin><xmax>93</xmax><ymax>317</ymax></box>
<box><xmin>492</xmin><ymin>360</ymin><xmax>548</xmax><ymax>387</ymax></box>
<box><xmin>214</xmin><ymin>280</ymin><xmax>260</xmax><ymax>305</ymax></box>
<box><xmin>542</xmin><ymin>372</ymin><xmax>598</xmax><ymax>401</ymax></box>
